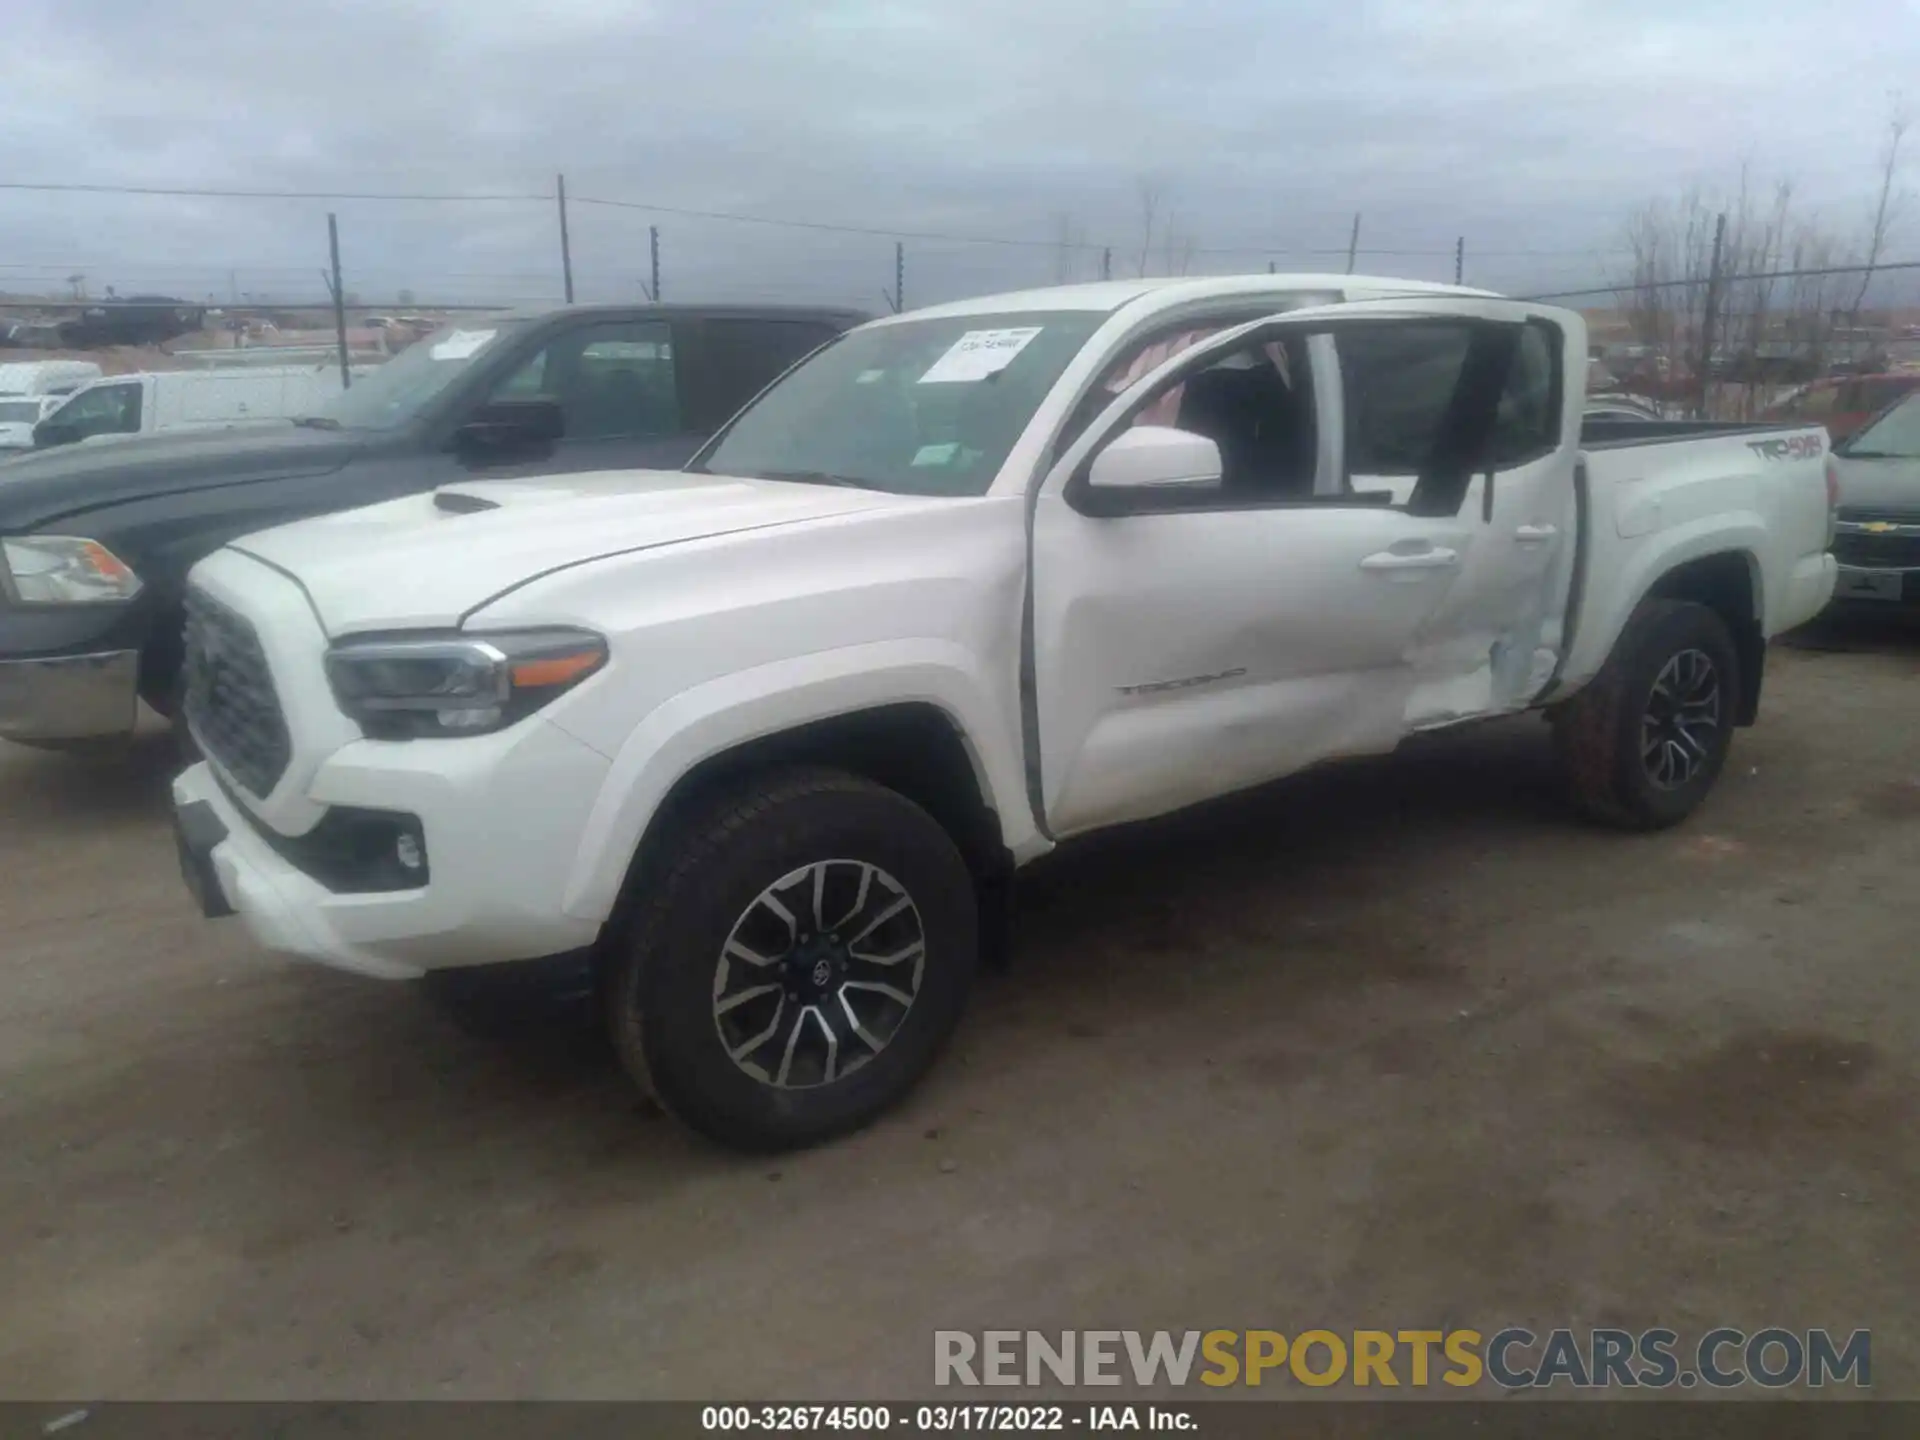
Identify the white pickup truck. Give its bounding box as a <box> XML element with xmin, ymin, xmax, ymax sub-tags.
<box><xmin>167</xmin><ymin>275</ymin><xmax>1838</xmax><ymax>1149</ymax></box>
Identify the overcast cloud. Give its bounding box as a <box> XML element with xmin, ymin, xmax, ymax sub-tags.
<box><xmin>2</xmin><ymin>0</ymin><xmax>1918</xmax><ymax>310</ymax></box>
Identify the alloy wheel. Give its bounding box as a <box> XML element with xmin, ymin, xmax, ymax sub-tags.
<box><xmin>1640</xmin><ymin>647</ymin><xmax>1721</xmax><ymax>790</ymax></box>
<box><xmin>711</xmin><ymin>860</ymin><xmax>926</xmax><ymax>1089</ymax></box>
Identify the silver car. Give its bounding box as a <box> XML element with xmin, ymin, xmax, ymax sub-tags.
<box><xmin>1829</xmin><ymin>392</ymin><xmax>1920</xmax><ymax>608</ymax></box>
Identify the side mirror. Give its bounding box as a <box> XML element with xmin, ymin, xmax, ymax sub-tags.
<box><xmin>1088</xmin><ymin>425</ymin><xmax>1223</xmax><ymax>492</ymax></box>
<box><xmin>451</xmin><ymin>398</ymin><xmax>564</xmax><ymax>460</ymax></box>
<box><xmin>33</xmin><ymin>421</ymin><xmax>79</xmax><ymax>449</ymax></box>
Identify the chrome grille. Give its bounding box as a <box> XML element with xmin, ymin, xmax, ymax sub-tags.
<box><xmin>183</xmin><ymin>587</ymin><xmax>291</xmax><ymax>797</ymax></box>
<box><xmin>1833</xmin><ymin>528</ymin><xmax>1920</xmax><ymax>570</ymax></box>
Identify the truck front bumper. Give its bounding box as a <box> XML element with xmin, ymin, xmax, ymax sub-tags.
<box><xmin>0</xmin><ymin>648</ymin><xmax>140</xmax><ymax>743</ymax></box>
<box><xmin>170</xmin><ymin>717</ymin><xmax>610</xmax><ymax>981</ymax></box>
<box><xmin>1831</xmin><ymin>562</ymin><xmax>1920</xmax><ymax>607</ymax></box>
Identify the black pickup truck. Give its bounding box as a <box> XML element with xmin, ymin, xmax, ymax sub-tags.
<box><xmin>0</xmin><ymin>302</ymin><xmax>866</xmax><ymax>749</ymax></box>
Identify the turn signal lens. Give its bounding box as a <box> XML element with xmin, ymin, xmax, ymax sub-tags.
<box><xmin>1</xmin><ymin>535</ymin><xmax>144</xmax><ymax>605</ymax></box>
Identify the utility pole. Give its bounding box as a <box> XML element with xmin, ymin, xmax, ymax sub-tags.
<box><xmin>894</xmin><ymin>241</ymin><xmax>905</xmax><ymax>313</ymax></box>
<box><xmin>326</xmin><ymin>213</ymin><xmax>350</xmax><ymax>390</ymax></box>
<box><xmin>1695</xmin><ymin>211</ymin><xmax>1727</xmax><ymax>421</ymax></box>
<box><xmin>556</xmin><ymin>173</ymin><xmax>575</xmax><ymax>304</ymax></box>
<box><xmin>1268</xmin><ymin>260</ymin><xmax>1276</xmax><ymax>274</ymax></box>
<box><xmin>1345</xmin><ymin>212</ymin><xmax>1362</xmax><ymax>274</ymax></box>
<box><xmin>1101</xmin><ymin>246</ymin><xmax>1112</xmax><ymax>281</ymax></box>
<box><xmin>1454</xmin><ymin>236</ymin><xmax>1464</xmax><ymax>285</ymax></box>
<box><xmin>649</xmin><ymin>225</ymin><xmax>661</xmax><ymax>303</ymax></box>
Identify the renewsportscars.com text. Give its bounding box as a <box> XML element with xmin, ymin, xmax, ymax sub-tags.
<box><xmin>934</xmin><ymin>1328</ymin><xmax>1870</xmax><ymax>1390</ymax></box>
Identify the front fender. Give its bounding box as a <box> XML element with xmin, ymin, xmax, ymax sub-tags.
<box><xmin>553</xmin><ymin>638</ymin><xmax>1038</xmax><ymax>924</ymax></box>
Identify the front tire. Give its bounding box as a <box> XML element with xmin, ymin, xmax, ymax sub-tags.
<box><xmin>1552</xmin><ymin>599</ymin><xmax>1740</xmax><ymax>830</ymax></box>
<box><xmin>604</xmin><ymin>768</ymin><xmax>978</xmax><ymax>1152</ymax></box>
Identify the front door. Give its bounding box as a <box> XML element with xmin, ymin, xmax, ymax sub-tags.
<box><xmin>451</xmin><ymin>318</ymin><xmax>703</xmax><ymax>480</ymax></box>
<box><xmin>1029</xmin><ymin>297</ymin><xmax>1579</xmax><ymax>838</ymax></box>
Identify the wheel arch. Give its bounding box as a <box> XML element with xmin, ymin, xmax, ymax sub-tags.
<box><xmin>592</xmin><ymin>701</ymin><xmax>1011</xmax><ymax>960</ymax></box>
<box><xmin>1642</xmin><ymin>549</ymin><xmax>1765</xmax><ymax>724</ymax></box>
<box><xmin>1559</xmin><ymin>526</ymin><xmax>1767</xmax><ymax>725</ymax></box>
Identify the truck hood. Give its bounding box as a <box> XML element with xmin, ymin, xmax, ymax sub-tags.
<box><xmin>228</xmin><ymin>469</ymin><xmax>906</xmax><ymax>633</ymax></box>
<box><xmin>1833</xmin><ymin>453</ymin><xmax>1920</xmax><ymax>515</ymax></box>
<box><xmin>0</xmin><ymin>424</ymin><xmax>362</xmax><ymax>532</ymax></box>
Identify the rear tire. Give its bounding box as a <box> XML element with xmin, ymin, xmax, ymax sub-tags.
<box><xmin>1553</xmin><ymin>599</ymin><xmax>1740</xmax><ymax>830</ymax></box>
<box><xmin>604</xmin><ymin>767</ymin><xmax>978</xmax><ymax>1152</ymax></box>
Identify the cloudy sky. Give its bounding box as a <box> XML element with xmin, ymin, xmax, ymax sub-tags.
<box><xmin>3</xmin><ymin>0</ymin><xmax>1918</xmax><ymax>311</ymax></box>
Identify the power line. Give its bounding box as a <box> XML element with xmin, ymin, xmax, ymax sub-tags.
<box><xmin>571</xmin><ymin>193</ymin><xmax>1073</xmax><ymax>249</ymax></box>
<box><xmin>1523</xmin><ymin>257</ymin><xmax>1920</xmax><ymax>302</ymax></box>
<box><xmin>0</xmin><ymin>176</ymin><xmax>1646</xmax><ymax>264</ymax></box>
<box><xmin>0</xmin><ymin>181</ymin><xmax>547</xmax><ymax>202</ymax></box>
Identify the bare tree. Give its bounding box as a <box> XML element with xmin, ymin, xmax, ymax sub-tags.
<box><xmin>1159</xmin><ymin>208</ymin><xmax>1199</xmax><ymax>277</ymax></box>
<box><xmin>1133</xmin><ymin>179</ymin><xmax>1162</xmax><ymax>278</ymax></box>
<box><xmin>1846</xmin><ymin>94</ymin><xmax>1910</xmax><ymax>326</ymax></box>
<box><xmin>1052</xmin><ymin>213</ymin><xmax>1087</xmax><ymax>284</ymax></box>
<box><xmin>1613</xmin><ymin>171</ymin><xmax>1863</xmax><ymax>418</ymax></box>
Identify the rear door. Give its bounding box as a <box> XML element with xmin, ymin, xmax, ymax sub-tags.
<box><xmin>1337</xmin><ymin>310</ymin><xmax>1585</xmax><ymax>723</ymax></box>
<box><xmin>686</xmin><ymin>316</ymin><xmax>848</xmax><ymax>434</ymax></box>
<box><xmin>1030</xmin><ymin>296</ymin><xmax>1570</xmax><ymax>837</ymax></box>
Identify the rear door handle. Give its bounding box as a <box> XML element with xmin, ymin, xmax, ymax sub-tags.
<box><xmin>1359</xmin><ymin>546</ymin><xmax>1460</xmax><ymax>574</ymax></box>
<box><xmin>1514</xmin><ymin>524</ymin><xmax>1558</xmax><ymax>544</ymax></box>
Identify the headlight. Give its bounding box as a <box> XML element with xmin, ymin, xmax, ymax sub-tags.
<box><xmin>324</xmin><ymin>628</ymin><xmax>607</xmax><ymax>739</ymax></box>
<box><xmin>1</xmin><ymin>536</ymin><xmax>143</xmax><ymax>604</ymax></box>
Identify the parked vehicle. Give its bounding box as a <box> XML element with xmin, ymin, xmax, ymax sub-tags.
<box><xmin>31</xmin><ymin>365</ymin><xmax>372</xmax><ymax>449</ymax></box>
<box><xmin>56</xmin><ymin>296</ymin><xmax>205</xmax><ymax>349</ymax></box>
<box><xmin>0</xmin><ymin>304</ymin><xmax>865</xmax><ymax>747</ymax></box>
<box><xmin>0</xmin><ymin>362</ymin><xmax>103</xmax><ymax>452</ymax></box>
<box><xmin>1827</xmin><ymin>391</ymin><xmax>1920</xmax><ymax>609</ymax></box>
<box><xmin>0</xmin><ymin>396</ymin><xmax>67</xmax><ymax>453</ymax></box>
<box><xmin>0</xmin><ymin>360</ymin><xmax>104</xmax><ymax>399</ymax></box>
<box><xmin>1584</xmin><ymin>392</ymin><xmax>1666</xmax><ymax>424</ymax></box>
<box><xmin>1762</xmin><ymin>373</ymin><xmax>1920</xmax><ymax>442</ymax></box>
<box><xmin>159</xmin><ymin>275</ymin><xmax>1839</xmax><ymax>1151</ymax></box>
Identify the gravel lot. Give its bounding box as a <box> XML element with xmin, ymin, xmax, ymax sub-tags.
<box><xmin>2</xmin><ymin>615</ymin><xmax>1917</xmax><ymax>1400</ymax></box>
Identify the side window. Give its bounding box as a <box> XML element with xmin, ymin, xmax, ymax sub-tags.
<box><xmin>1854</xmin><ymin>379</ymin><xmax>1913</xmax><ymax>414</ymax></box>
<box><xmin>53</xmin><ymin>382</ymin><xmax>142</xmax><ymax>439</ymax></box>
<box><xmin>1057</xmin><ymin>322</ymin><xmax>1247</xmax><ymax>455</ymax></box>
<box><xmin>485</xmin><ymin>321</ymin><xmax>679</xmax><ymax>441</ymax></box>
<box><xmin>1338</xmin><ymin>323</ymin><xmax>1473</xmax><ymax>476</ymax></box>
<box><xmin>1486</xmin><ymin>322</ymin><xmax>1560</xmax><ymax>466</ymax></box>
<box><xmin>701</xmin><ymin>319</ymin><xmax>839</xmax><ymax>422</ymax></box>
<box><xmin>1081</xmin><ymin>335</ymin><xmax>1321</xmax><ymax>505</ymax></box>
<box><xmin>490</xmin><ymin>351</ymin><xmax>548</xmax><ymax>400</ymax></box>
<box><xmin>1795</xmin><ymin>385</ymin><xmax>1839</xmax><ymax>418</ymax></box>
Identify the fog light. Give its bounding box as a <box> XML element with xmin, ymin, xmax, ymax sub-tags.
<box><xmin>395</xmin><ymin>832</ymin><xmax>424</xmax><ymax>872</ymax></box>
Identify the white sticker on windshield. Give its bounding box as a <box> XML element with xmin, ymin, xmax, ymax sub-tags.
<box><xmin>911</xmin><ymin>442</ymin><xmax>960</xmax><ymax>467</ymax></box>
<box><xmin>856</xmin><ymin>368</ymin><xmax>885</xmax><ymax>384</ymax></box>
<box><xmin>430</xmin><ymin>328</ymin><xmax>497</xmax><ymax>361</ymax></box>
<box><xmin>917</xmin><ymin>327</ymin><xmax>1043</xmax><ymax>384</ymax></box>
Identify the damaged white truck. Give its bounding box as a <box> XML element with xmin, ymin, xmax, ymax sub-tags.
<box><xmin>168</xmin><ymin>275</ymin><xmax>1838</xmax><ymax>1149</ymax></box>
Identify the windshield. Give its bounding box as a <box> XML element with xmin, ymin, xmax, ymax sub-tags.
<box><xmin>313</xmin><ymin>319</ymin><xmax>521</xmax><ymax>429</ymax></box>
<box><xmin>0</xmin><ymin>400</ymin><xmax>43</xmax><ymax>424</ymax></box>
<box><xmin>1840</xmin><ymin>393</ymin><xmax>1920</xmax><ymax>458</ymax></box>
<box><xmin>696</xmin><ymin>310</ymin><xmax>1109</xmax><ymax>495</ymax></box>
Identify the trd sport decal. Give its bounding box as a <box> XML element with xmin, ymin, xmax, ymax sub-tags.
<box><xmin>1745</xmin><ymin>435</ymin><xmax>1824</xmax><ymax>461</ymax></box>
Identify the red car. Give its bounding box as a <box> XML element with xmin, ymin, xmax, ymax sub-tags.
<box><xmin>1764</xmin><ymin>373</ymin><xmax>1920</xmax><ymax>441</ymax></box>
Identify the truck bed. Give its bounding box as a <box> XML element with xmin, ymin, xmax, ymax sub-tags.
<box><xmin>1580</xmin><ymin>417</ymin><xmax>1812</xmax><ymax>449</ymax></box>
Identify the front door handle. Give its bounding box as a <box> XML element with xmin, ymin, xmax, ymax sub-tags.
<box><xmin>1360</xmin><ymin>546</ymin><xmax>1460</xmax><ymax>574</ymax></box>
<box><xmin>1515</xmin><ymin>524</ymin><xmax>1558</xmax><ymax>544</ymax></box>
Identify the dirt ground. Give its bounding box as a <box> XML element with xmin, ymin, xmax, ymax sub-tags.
<box><xmin>2</xmin><ymin>615</ymin><xmax>1917</xmax><ymax>1401</ymax></box>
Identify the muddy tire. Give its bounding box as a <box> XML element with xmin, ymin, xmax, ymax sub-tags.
<box><xmin>604</xmin><ymin>768</ymin><xmax>977</xmax><ymax>1152</ymax></box>
<box><xmin>1553</xmin><ymin>600</ymin><xmax>1740</xmax><ymax>831</ymax></box>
